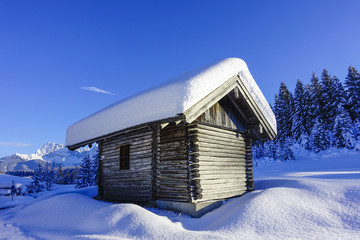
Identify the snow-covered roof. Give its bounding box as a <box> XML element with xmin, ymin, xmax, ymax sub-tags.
<box><xmin>66</xmin><ymin>58</ymin><xmax>276</xmax><ymax>147</ymax></box>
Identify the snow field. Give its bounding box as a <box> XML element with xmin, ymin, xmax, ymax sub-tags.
<box><xmin>0</xmin><ymin>148</ymin><xmax>359</xmax><ymax>239</ymax></box>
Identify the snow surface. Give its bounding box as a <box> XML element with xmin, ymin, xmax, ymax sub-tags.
<box><xmin>0</xmin><ymin>174</ymin><xmax>78</xmax><ymax>210</ymax></box>
<box><xmin>0</xmin><ymin>147</ymin><xmax>359</xmax><ymax>239</ymax></box>
<box><xmin>66</xmin><ymin>58</ymin><xmax>276</xmax><ymax>146</ymax></box>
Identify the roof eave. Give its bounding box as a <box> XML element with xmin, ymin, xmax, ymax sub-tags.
<box><xmin>66</xmin><ymin>115</ymin><xmax>185</xmax><ymax>150</ymax></box>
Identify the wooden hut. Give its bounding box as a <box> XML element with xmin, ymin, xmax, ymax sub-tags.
<box><xmin>66</xmin><ymin>58</ymin><xmax>276</xmax><ymax>217</ymax></box>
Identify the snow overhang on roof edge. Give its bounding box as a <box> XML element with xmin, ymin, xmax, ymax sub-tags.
<box><xmin>66</xmin><ymin>58</ymin><xmax>277</xmax><ymax>147</ymax></box>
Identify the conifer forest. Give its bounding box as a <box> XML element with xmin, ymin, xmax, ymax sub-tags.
<box><xmin>253</xmin><ymin>66</ymin><xmax>360</xmax><ymax>161</ymax></box>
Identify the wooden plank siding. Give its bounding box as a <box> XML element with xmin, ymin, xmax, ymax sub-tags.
<box><xmin>188</xmin><ymin>123</ymin><xmax>250</xmax><ymax>202</ymax></box>
<box><xmin>99</xmin><ymin>127</ymin><xmax>154</xmax><ymax>202</ymax></box>
<box><xmin>195</xmin><ymin>95</ymin><xmax>246</xmax><ymax>131</ymax></box>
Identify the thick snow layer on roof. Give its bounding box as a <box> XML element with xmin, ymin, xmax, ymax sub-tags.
<box><xmin>66</xmin><ymin>58</ymin><xmax>276</xmax><ymax>146</ymax></box>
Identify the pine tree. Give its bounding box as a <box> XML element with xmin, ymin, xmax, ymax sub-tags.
<box><xmin>353</xmin><ymin>119</ymin><xmax>360</xmax><ymax>140</ymax></box>
<box><xmin>332</xmin><ymin>76</ymin><xmax>347</xmax><ymax>110</ymax></box>
<box><xmin>299</xmin><ymin>133</ymin><xmax>311</xmax><ymax>150</ymax></box>
<box><xmin>43</xmin><ymin>161</ymin><xmax>56</xmax><ymax>191</ymax></box>
<box><xmin>252</xmin><ymin>141</ymin><xmax>264</xmax><ymax>160</ymax></box>
<box><xmin>273</xmin><ymin>93</ymin><xmax>280</xmax><ymax>122</ymax></box>
<box><xmin>91</xmin><ymin>149</ymin><xmax>99</xmax><ymax>186</ymax></box>
<box><xmin>310</xmin><ymin>118</ymin><xmax>330</xmax><ymax>152</ymax></box>
<box><xmin>276</xmin><ymin>138</ymin><xmax>295</xmax><ymax>160</ymax></box>
<box><xmin>75</xmin><ymin>154</ymin><xmax>93</xmax><ymax>188</ymax></box>
<box><xmin>303</xmin><ymin>84</ymin><xmax>312</xmax><ymax>135</ymax></box>
<box><xmin>309</xmin><ymin>72</ymin><xmax>322</xmax><ymax>125</ymax></box>
<box><xmin>71</xmin><ymin>167</ymin><xmax>78</xmax><ymax>184</ymax></box>
<box><xmin>63</xmin><ymin>170</ymin><xmax>71</xmax><ymax>184</ymax></box>
<box><xmin>57</xmin><ymin>164</ymin><xmax>64</xmax><ymax>184</ymax></box>
<box><xmin>26</xmin><ymin>164</ymin><xmax>45</xmax><ymax>193</ymax></box>
<box><xmin>276</xmin><ymin>82</ymin><xmax>293</xmax><ymax>143</ymax></box>
<box><xmin>292</xmin><ymin>79</ymin><xmax>308</xmax><ymax>141</ymax></box>
<box><xmin>263</xmin><ymin>140</ymin><xmax>277</xmax><ymax>159</ymax></box>
<box><xmin>345</xmin><ymin>66</ymin><xmax>360</xmax><ymax>122</ymax></box>
<box><xmin>320</xmin><ymin>69</ymin><xmax>338</xmax><ymax>130</ymax></box>
<box><xmin>333</xmin><ymin>105</ymin><xmax>356</xmax><ymax>149</ymax></box>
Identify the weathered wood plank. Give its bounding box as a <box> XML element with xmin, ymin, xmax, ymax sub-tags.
<box><xmin>191</xmin><ymin>151</ymin><xmax>245</xmax><ymax>158</ymax></box>
<box><xmin>198</xmin><ymin>176</ymin><xmax>246</xmax><ymax>185</ymax></box>
<box><xmin>201</xmin><ymin>184</ymin><xmax>247</xmax><ymax>193</ymax></box>
<box><xmin>190</xmin><ymin>137</ymin><xmax>244</xmax><ymax>148</ymax></box>
<box><xmin>188</xmin><ymin>126</ymin><xmax>246</xmax><ymax>139</ymax></box>
<box><xmin>199</xmin><ymin>188</ymin><xmax>247</xmax><ymax>201</ymax></box>
<box><xmin>190</xmin><ymin>134</ymin><xmax>245</xmax><ymax>146</ymax></box>
<box><xmin>200</xmin><ymin>188</ymin><xmax>247</xmax><ymax>197</ymax></box>
<box><xmin>191</xmin><ymin>146</ymin><xmax>245</xmax><ymax>154</ymax></box>
<box><xmin>197</xmin><ymin>156</ymin><xmax>245</xmax><ymax>162</ymax></box>
<box><xmin>102</xmin><ymin>139</ymin><xmax>153</xmax><ymax>151</ymax></box>
<box><xmin>197</xmin><ymin>162</ymin><xmax>246</xmax><ymax>168</ymax></box>
<box><xmin>189</xmin><ymin>123</ymin><xmax>246</xmax><ymax>136</ymax></box>
<box><xmin>191</xmin><ymin>142</ymin><xmax>244</xmax><ymax>151</ymax></box>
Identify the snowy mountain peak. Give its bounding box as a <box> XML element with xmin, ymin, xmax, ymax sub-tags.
<box><xmin>0</xmin><ymin>142</ymin><xmax>96</xmax><ymax>172</ymax></box>
<box><xmin>35</xmin><ymin>142</ymin><xmax>64</xmax><ymax>156</ymax></box>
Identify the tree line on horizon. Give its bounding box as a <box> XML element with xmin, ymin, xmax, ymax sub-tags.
<box><xmin>254</xmin><ymin>66</ymin><xmax>360</xmax><ymax>161</ymax></box>
<box><xmin>26</xmin><ymin>150</ymin><xmax>99</xmax><ymax>193</ymax></box>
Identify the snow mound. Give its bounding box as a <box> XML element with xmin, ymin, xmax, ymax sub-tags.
<box><xmin>66</xmin><ymin>58</ymin><xmax>276</xmax><ymax>146</ymax></box>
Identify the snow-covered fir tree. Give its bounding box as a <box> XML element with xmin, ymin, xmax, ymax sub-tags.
<box><xmin>333</xmin><ymin>105</ymin><xmax>356</xmax><ymax>149</ymax></box>
<box><xmin>275</xmin><ymin>82</ymin><xmax>293</xmax><ymax>143</ymax></box>
<box><xmin>263</xmin><ymin>140</ymin><xmax>277</xmax><ymax>159</ymax></box>
<box><xmin>345</xmin><ymin>66</ymin><xmax>360</xmax><ymax>122</ymax></box>
<box><xmin>253</xmin><ymin>141</ymin><xmax>264</xmax><ymax>160</ymax></box>
<box><xmin>26</xmin><ymin>164</ymin><xmax>45</xmax><ymax>193</ymax></box>
<box><xmin>310</xmin><ymin>118</ymin><xmax>330</xmax><ymax>152</ymax></box>
<box><xmin>299</xmin><ymin>133</ymin><xmax>311</xmax><ymax>150</ymax></box>
<box><xmin>309</xmin><ymin>72</ymin><xmax>322</xmax><ymax>125</ymax></box>
<box><xmin>56</xmin><ymin>164</ymin><xmax>64</xmax><ymax>184</ymax></box>
<box><xmin>63</xmin><ymin>170</ymin><xmax>71</xmax><ymax>184</ymax></box>
<box><xmin>353</xmin><ymin>119</ymin><xmax>360</xmax><ymax>140</ymax></box>
<box><xmin>332</xmin><ymin>76</ymin><xmax>347</xmax><ymax>110</ymax></box>
<box><xmin>75</xmin><ymin>154</ymin><xmax>94</xmax><ymax>188</ymax></box>
<box><xmin>276</xmin><ymin>138</ymin><xmax>295</xmax><ymax>160</ymax></box>
<box><xmin>303</xmin><ymin>83</ymin><xmax>312</xmax><ymax>134</ymax></box>
<box><xmin>330</xmin><ymin>76</ymin><xmax>347</xmax><ymax>133</ymax></box>
<box><xmin>91</xmin><ymin>149</ymin><xmax>99</xmax><ymax>186</ymax></box>
<box><xmin>43</xmin><ymin>161</ymin><xmax>56</xmax><ymax>191</ymax></box>
<box><xmin>320</xmin><ymin>69</ymin><xmax>338</xmax><ymax>131</ymax></box>
<box><xmin>71</xmin><ymin>167</ymin><xmax>78</xmax><ymax>184</ymax></box>
<box><xmin>292</xmin><ymin>79</ymin><xmax>309</xmax><ymax>140</ymax></box>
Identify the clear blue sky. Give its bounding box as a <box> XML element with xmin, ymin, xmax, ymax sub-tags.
<box><xmin>1</xmin><ymin>0</ymin><xmax>360</xmax><ymax>157</ymax></box>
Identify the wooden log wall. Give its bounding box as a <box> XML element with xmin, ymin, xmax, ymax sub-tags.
<box><xmin>188</xmin><ymin>123</ymin><xmax>250</xmax><ymax>202</ymax></box>
<box><xmin>99</xmin><ymin>127</ymin><xmax>154</xmax><ymax>202</ymax></box>
<box><xmin>245</xmin><ymin>137</ymin><xmax>254</xmax><ymax>191</ymax></box>
<box><xmin>154</xmin><ymin>122</ymin><xmax>193</xmax><ymax>202</ymax></box>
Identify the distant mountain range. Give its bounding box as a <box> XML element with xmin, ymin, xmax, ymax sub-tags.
<box><xmin>0</xmin><ymin>142</ymin><xmax>96</xmax><ymax>172</ymax></box>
